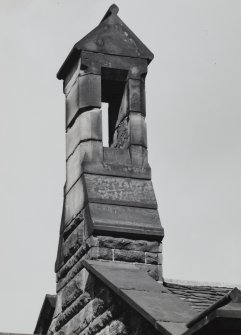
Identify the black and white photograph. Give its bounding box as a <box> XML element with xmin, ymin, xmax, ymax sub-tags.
<box><xmin>0</xmin><ymin>1</ymin><xmax>240</xmax><ymax>334</ymax></box>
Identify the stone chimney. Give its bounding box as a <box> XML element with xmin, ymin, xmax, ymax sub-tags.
<box><xmin>52</xmin><ymin>5</ymin><xmax>164</xmax><ymax>333</ymax></box>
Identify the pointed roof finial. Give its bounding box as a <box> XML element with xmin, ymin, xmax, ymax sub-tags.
<box><xmin>101</xmin><ymin>4</ymin><xmax>119</xmax><ymax>23</ymax></box>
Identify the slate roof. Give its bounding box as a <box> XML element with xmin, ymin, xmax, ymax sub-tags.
<box><xmin>82</xmin><ymin>260</ymin><xmax>241</xmax><ymax>335</ymax></box>
<box><xmin>32</xmin><ymin>264</ymin><xmax>241</xmax><ymax>335</ymax></box>
<box><xmin>164</xmin><ymin>281</ymin><xmax>232</xmax><ymax>313</ymax></box>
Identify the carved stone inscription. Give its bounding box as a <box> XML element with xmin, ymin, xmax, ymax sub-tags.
<box><xmin>84</xmin><ymin>174</ymin><xmax>157</xmax><ymax>209</ymax></box>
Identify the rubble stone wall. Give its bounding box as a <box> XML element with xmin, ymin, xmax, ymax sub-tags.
<box><xmin>49</xmin><ymin>207</ymin><xmax>162</xmax><ymax>335</ymax></box>
<box><xmin>48</xmin><ymin>273</ymin><xmax>159</xmax><ymax>335</ymax></box>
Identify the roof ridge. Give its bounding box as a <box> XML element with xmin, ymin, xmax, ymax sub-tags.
<box><xmin>164</xmin><ymin>278</ymin><xmax>241</xmax><ymax>289</ymax></box>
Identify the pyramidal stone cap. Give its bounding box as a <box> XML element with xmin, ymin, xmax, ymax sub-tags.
<box><xmin>57</xmin><ymin>4</ymin><xmax>154</xmax><ymax>80</ymax></box>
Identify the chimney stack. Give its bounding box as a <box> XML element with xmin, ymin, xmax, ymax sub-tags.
<box><xmin>50</xmin><ymin>5</ymin><xmax>164</xmax><ymax>334</ymax></box>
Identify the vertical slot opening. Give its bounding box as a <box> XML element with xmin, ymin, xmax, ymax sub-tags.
<box><xmin>101</xmin><ymin>67</ymin><xmax>128</xmax><ymax>147</ymax></box>
<box><xmin>102</xmin><ymin>102</ymin><xmax>109</xmax><ymax>147</ymax></box>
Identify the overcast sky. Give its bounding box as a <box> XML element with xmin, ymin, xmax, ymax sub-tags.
<box><xmin>0</xmin><ymin>0</ymin><xmax>241</xmax><ymax>333</ymax></box>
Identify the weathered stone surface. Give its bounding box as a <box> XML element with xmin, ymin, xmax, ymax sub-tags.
<box><xmin>156</xmin><ymin>321</ymin><xmax>188</xmax><ymax>335</ymax></box>
<box><xmin>130</xmin><ymin>145</ymin><xmax>148</xmax><ymax>168</ymax></box>
<box><xmin>55</xmin><ymin>292</ymin><xmax>91</xmax><ymax>331</ymax></box>
<box><xmin>79</xmin><ymin>51</ymin><xmax>148</xmax><ymax>80</ymax></box>
<box><xmin>146</xmin><ymin>265</ymin><xmax>160</xmax><ymax>281</ymax></box>
<box><xmin>145</xmin><ymin>252</ymin><xmax>162</xmax><ymax>265</ymax></box>
<box><xmin>63</xmin><ymin>58</ymin><xmax>81</xmax><ymax>95</ymax></box>
<box><xmin>84</xmin><ymin>174</ymin><xmax>157</xmax><ymax>209</ymax></box>
<box><xmin>114</xmin><ymin>249</ymin><xmax>145</xmax><ymax>263</ymax></box>
<box><xmin>53</xmin><ymin>294</ymin><xmax>62</xmax><ymax>319</ymax></box>
<box><xmin>66</xmin><ymin>74</ymin><xmax>101</xmax><ymax>127</ymax></box>
<box><xmin>83</xmin><ymin>260</ymin><xmax>165</xmax><ymax>293</ymax></box>
<box><xmin>64</xmin><ymin>177</ymin><xmax>86</xmax><ymax>225</ymax></box>
<box><xmin>63</xmin><ymin>222</ymin><xmax>84</xmax><ymax>261</ymax></box>
<box><xmin>66</xmin><ymin>108</ymin><xmax>102</xmax><ymax>158</ymax></box>
<box><xmin>88</xmin><ymin>247</ymin><xmax>113</xmax><ymax>261</ymax></box>
<box><xmin>66</xmin><ymin>141</ymin><xmax>103</xmax><ymax>193</ymax></box>
<box><xmin>80</xmin><ymin>304</ymin><xmax>118</xmax><ymax>335</ymax></box>
<box><xmin>111</xmin><ymin>117</ymin><xmax>130</xmax><ymax>149</ymax></box>
<box><xmin>103</xmin><ymin>147</ymin><xmax>131</xmax><ymax>166</ymax></box>
<box><xmin>57</xmin><ymin>243</ymin><xmax>86</xmax><ymax>281</ymax></box>
<box><xmin>63</xmin><ymin>213</ymin><xmax>83</xmax><ymax>240</ymax></box>
<box><xmin>69</xmin><ymin>298</ymin><xmax>106</xmax><ymax>335</ymax></box>
<box><xmin>114</xmin><ymin>85</ymin><xmax>128</xmax><ymax>128</ymax></box>
<box><xmin>88</xmin><ymin>236</ymin><xmax>161</xmax><ymax>252</ymax></box>
<box><xmin>57</xmin><ymin>258</ymin><xmax>85</xmax><ymax>292</ymax></box>
<box><xmin>88</xmin><ymin>203</ymin><xmax>164</xmax><ymax>238</ymax></box>
<box><xmin>109</xmin><ymin>318</ymin><xmax>128</xmax><ymax>335</ymax></box>
<box><xmin>62</xmin><ymin>272</ymin><xmax>84</xmax><ymax>310</ymax></box>
<box><xmin>129</xmin><ymin>112</ymin><xmax>147</xmax><ymax>147</ymax></box>
<box><xmin>128</xmin><ymin>79</ymin><xmax>143</xmax><ymax>113</ymax></box>
<box><xmin>134</xmin><ymin>263</ymin><xmax>162</xmax><ymax>281</ymax></box>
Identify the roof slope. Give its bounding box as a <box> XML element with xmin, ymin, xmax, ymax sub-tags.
<box><xmin>83</xmin><ymin>260</ymin><xmax>196</xmax><ymax>335</ymax></box>
<box><xmin>34</xmin><ymin>294</ymin><xmax>56</xmax><ymax>334</ymax></box>
<box><xmin>164</xmin><ymin>282</ymin><xmax>232</xmax><ymax>313</ymax></box>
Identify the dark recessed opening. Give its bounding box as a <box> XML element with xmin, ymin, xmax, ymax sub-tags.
<box><xmin>101</xmin><ymin>67</ymin><xmax>128</xmax><ymax>147</ymax></box>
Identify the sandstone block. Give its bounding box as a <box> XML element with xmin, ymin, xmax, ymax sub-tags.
<box><xmin>103</xmin><ymin>147</ymin><xmax>131</xmax><ymax>166</ymax></box>
<box><xmin>145</xmin><ymin>252</ymin><xmax>162</xmax><ymax>265</ymax></box>
<box><xmin>96</xmin><ymin>236</ymin><xmax>160</xmax><ymax>253</ymax></box>
<box><xmin>84</xmin><ymin>174</ymin><xmax>157</xmax><ymax>209</ymax></box>
<box><xmin>81</xmin><ymin>304</ymin><xmax>117</xmax><ymax>335</ymax></box>
<box><xmin>88</xmin><ymin>247</ymin><xmax>113</xmax><ymax>261</ymax></box>
<box><xmin>134</xmin><ymin>264</ymin><xmax>163</xmax><ymax>281</ymax></box>
<box><xmin>130</xmin><ymin>145</ymin><xmax>148</xmax><ymax>168</ymax></box>
<box><xmin>114</xmin><ymin>249</ymin><xmax>145</xmax><ymax>263</ymax></box>
<box><xmin>62</xmin><ymin>271</ymin><xmax>84</xmax><ymax>310</ymax></box>
<box><xmin>53</xmin><ymin>294</ymin><xmax>62</xmax><ymax>319</ymax></box>
<box><xmin>109</xmin><ymin>318</ymin><xmax>128</xmax><ymax>335</ymax></box>
<box><xmin>66</xmin><ymin>74</ymin><xmax>101</xmax><ymax>128</ymax></box>
<box><xmin>111</xmin><ymin>117</ymin><xmax>130</xmax><ymax>149</ymax></box>
<box><xmin>81</xmin><ymin>51</ymin><xmax>147</xmax><ymax>80</ymax></box>
<box><xmin>88</xmin><ymin>203</ymin><xmax>164</xmax><ymax>239</ymax></box>
<box><xmin>115</xmin><ymin>85</ymin><xmax>128</xmax><ymax>128</ymax></box>
<box><xmin>66</xmin><ymin>141</ymin><xmax>103</xmax><ymax>193</ymax></box>
<box><xmin>55</xmin><ymin>292</ymin><xmax>91</xmax><ymax>331</ymax></box>
<box><xmin>64</xmin><ymin>178</ymin><xmax>87</xmax><ymax>225</ymax></box>
<box><xmin>63</xmin><ymin>214</ymin><xmax>83</xmax><ymax>240</ymax></box>
<box><xmin>66</xmin><ymin>108</ymin><xmax>102</xmax><ymax>158</ymax></box>
<box><xmin>129</xmin><ymin>112</ymin><xmax>147</xmax><ymax>148</ymax></box>
<box><xmin>57</xmin><ymin>244</ymin><xmax>86</xmax><ymax>282</ymax></box>
<box><xmin>72</xmin><ymin>297</ymin><xmax>106</xmax><ymax>335</ymax></box>
<box><xmin>63</xmin><ymin>222</ymin><xmax>84</xmax><ymax>262</ymax></box>
<box><xmin>128</xmin><ymin>79</ymin><xmax>142</xmax><ymax>113</ymax></box>
<box><xmin>57</xmin><ymin>258</ymin><xmax>85</xmax><ymax>292</ymax></box>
